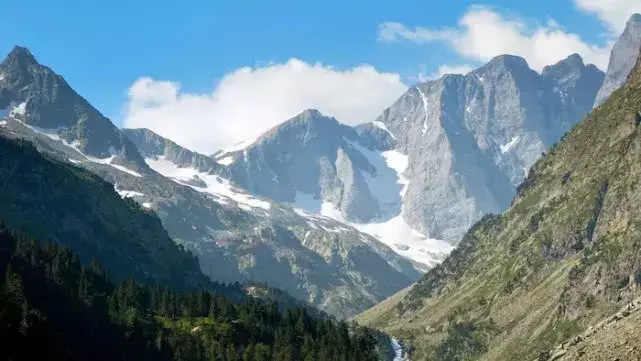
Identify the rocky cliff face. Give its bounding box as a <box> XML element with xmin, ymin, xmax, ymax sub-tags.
<box><xmin>594</xmin><ymin>14</ymin><xmax>641</xmax><ymax>107</ymax></box>
<box><xmin>374</xmin><ymin>53</ymin><xmax>603</xmax><ymax>243</ymax></box>
<box><xmin>220</xmin><ymin>109</ymin><xmax>397</xmax><ymax>223</ymax></box>
<box><xmin>123</xmin><ymin>128</ymin><xmax>223</xmax><ymax>173</ymax></box>
<box><xmin>207</xmin><ymin>54</ymin><xmax>602</xmax><ymax>261</ymax></box>
<box><xmin>213</xmin><ymin>109</ymin><xmax>453</xmax><ymax>268</ymax></box>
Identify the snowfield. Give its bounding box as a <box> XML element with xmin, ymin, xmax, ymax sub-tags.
<box><xmin>146</xmin><ymin>156</ymin><xmax>271</xmax><ymax>211</ymax></box>
<box><xmin>290</xmin><ymin>139</ymin><xmax>453</xmax><ymax>270</ymax></box>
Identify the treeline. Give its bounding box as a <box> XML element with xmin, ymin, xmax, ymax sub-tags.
<box><xmin>0</xmin><ymin>225</ymin><xmax>381</xmax><ymax>361</ymax></box>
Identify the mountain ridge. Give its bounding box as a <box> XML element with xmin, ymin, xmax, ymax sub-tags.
<box><xmin>594</xmin><ymin>13</ymin><xmax>641</xmax><ymax>107</ymax></box>
<box><xmin>0</xmin><ymin>46</ymin><xmax>149</xmax><ymax>172</ymax></box>
<box><xmin>217</xmin><ymin>51</ymin><xmax>603</xmax><ymax>248</ymax></box>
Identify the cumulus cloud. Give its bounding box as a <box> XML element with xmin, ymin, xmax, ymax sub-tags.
<box><xmin>573</xmin><ymin>0</ymin><xmax>641</xmax><ymax>34</ymax></box>
<box><xmin>124</xmin><ymin>59</ymin><xmax>407</xmax><ymax>154</ymax></box>
<box><xmin>418</xmin><ymin>64</ymin><xmax>475</xmax><ymax>82</ymax></box>
<box><xmin>378</xmin><ymin>6</ymin><xmax>612</xmax><ymax>71</ymax></box>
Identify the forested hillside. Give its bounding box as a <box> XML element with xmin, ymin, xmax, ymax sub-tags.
<box><xmin>0</xmin><ymin>225</ymin><xmax>385</xmax><ymax>361</ymax></box>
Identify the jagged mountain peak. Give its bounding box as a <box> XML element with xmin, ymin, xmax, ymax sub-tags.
<box><xmin>0</xmin><ymin>47</ymin><xmax>148</xmax><ymax>171</ymax></box>
<box><xmin>2</xmin><ymin>45</ymin><xmax>38</xmax><ymax>67</ymax></box>
<box><xmin>298</xmin><ymin>108</ymin><xmax>326</xmax><ymax>118</ymax></box>
<box><xmin>627</xmin><ymin>12</ymin><xmax>641</xmax><ymax>27</ymax></box>
<box><xmin>287</xmin><ymin>108</ymin><xmax>339</xmax><ymax>126</ymax></box>
<box><xmin>0</xmin><ymin>45</ymin><xmax>65</xmax><ymax>93</ymax></box>
<box><xmin>482</xmin><ymin>54</ymin><xmax>531</xmax><ymax>72</ymax></box>
<box><xmin>256</xmin><ymin>108</ymin><xmax>346</xmax><ymax>146</ymax></box>
<box><xmin>545</xmin><ymin>53</ymin><xmax>584</xmax><ymax>71</ymax></box>
<box><xmin>542</xmin><ymin>53</ymin><xmax>603</xmax><ymax>86</ymax></box>
<box><xmin>373</xmin><ymin>50</ymin><xmax>603</xmax><ymax>243</ymax></box>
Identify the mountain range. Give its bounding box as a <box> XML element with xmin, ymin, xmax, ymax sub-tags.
<box><xmin>0</xmin><ymin>47</ymin><xmax>420</xmax><ymax>318</ymax></box>
<box><xmin>2</xmin><ymin>12</ymin><xmax>641</xmax><ymax>331</ymax></box>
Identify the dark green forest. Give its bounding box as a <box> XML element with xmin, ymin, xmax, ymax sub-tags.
<box><xmin>0</xmin><ymin>225</ymin><xmax>382</xmax><ymax>361</ymax></box>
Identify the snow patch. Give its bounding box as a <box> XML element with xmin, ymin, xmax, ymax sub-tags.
<box><xmin>12</xmin><ymin>117</ymin><xmax>66</xmax><ymax>142</ymax></box>
<box><xmin>371</xmin><ymin>121</ymin><xmax>397</xmax><ymax>139</ymax></box>
<box><xmin>285</xmin><ymin>138</ymin><xmax>450</xmax><ymax>268</ymax></box>
<box><xmin>12</xmin><ymin>117</ymin><xmax>143</xmax><ymax>177</ymax></box>
<box><xmin>10</xmin><ymin>102</ymin><xmax>26</xmax><ymax>117</ymax></box>
<box><xmin>215</xmin><ymin>156</ymin><xmax>234</xmax><ymax>166</ymax></box>
<box><xmin>500</xmin><ymin>136</ymin><xmax>521</xmax><ymax>153</ymax></box>
<box><xmin>294</xmin><ymin>207</ymin><xmax>350</xmax><ymax>234</ymax></box>
<box><xmin>289</xmin><ymin>139</ymin><xmax>449</xmax><ymax>268</ymax></box>
<box><xmin>321</xmin><ymin>143</ymin><xmax>450</xmax><ymax>268</ymax></box>
<box><xmin>381</xmin><ymin>150</ymin><xmax>409</xmax><ymax>197</ymax></box>
<box><xmin>415</xmin><ymin>87</ymin><xmax>429</xmax><ymax>135</ymax></box>
<box><xmin>142</xmin><ymin>202</ymin><xmax>152</xmax><ymax>209</ymax></box>
<box><xmin>476</xmin><ymin>73</ymin><xmax>485</xmax><ymax>82</ymax></box>
<box><xmin>109</xmin><ymin>163</ymin><xmax>143</xmax><ymax>177</ymax></box>
<box><xmin>354</xmin><ymin>215</ymin><xmax>454</xmax><ymax>270</ymax></box>
<box><xmin>0</xmin><ymin>120</ymin><xmax>7</xmax><ymax>126</ymax></box>
<box><xmin>294</xmin><ymin>199</ymin><xmax>451</xmax><ymax>268</ymax></box>
<box><xmin>320</xmin><ymin>201</ymin><xmax>346</xmax><ymax>222</ymax></box>
<box><xmin>344</xmin><ymin>139</ymin><xmax>404</xmax><ymax>218</ymax></box>
<box><xmin>146</xmin><ymin>156</ymin><xmax>271</xmax><ymax>210</ymax></box>
<box><xmin>213</xmin><ymin>139</ymin><xmax>252</xmax><ymax>160</ymax></box>
<box><xmin>115</xmin><ymin>187</ymin><xmax>144</xmax><ymax>199</ymax></box>
<box><xmin>81</xmin><ymin>152</ymin><xmax>142</xmax><ymax>178</ymax></box>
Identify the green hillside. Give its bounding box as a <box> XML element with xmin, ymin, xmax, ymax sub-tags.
<box><xmin>0</xmin><ymin>226</ymin><xmax>384</xmax><ymax>361</ymax></box>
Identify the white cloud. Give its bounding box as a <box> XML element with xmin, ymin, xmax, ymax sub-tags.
<box><xmin>418</xmin><ymin>64</ymin><xmax>474</xmax><ymax>82</ymax></box>
<box><xmin>378</xmin><ymin>6</ymin><xmax>612</xmax><ymax>71</ymax></box>
<box><xmin>573</xmin><ymin>0</ymin><xmax>641</xmax><ymax>34</ymax></box>
<box><xmin>378</xmin><ymin>22</ymin><xmax>455</xmax><ymax>43</ymax></box>
<box><xmin>124</xmin><ymin>59</ymin><xmax>407</xmax><ymax>154</ymax></box>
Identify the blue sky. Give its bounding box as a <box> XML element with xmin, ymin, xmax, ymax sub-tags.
<box><xmin>1</xmin><ymin>0</ymin><xmax>639</xmax><ymax>152</ymax></box>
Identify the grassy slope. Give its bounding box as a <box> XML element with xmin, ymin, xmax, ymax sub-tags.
<box><xmin>357</xmin><ymin>52</ymin><xmax>641</xmax><ymax>360</ymax></box>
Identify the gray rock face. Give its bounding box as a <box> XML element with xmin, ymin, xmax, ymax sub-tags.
<box><xmin>0</xmin><ymin>46</ymin><xmax>147</xmax><ymax>171</ymax></box>
<box><xmin>213</xmin><ymin>54</ymin><xmax>603</xmax><ymax>248</ymax></box>
<box><xmin>375</xmin><ymin>53</ymin><xmax>603</xmax><ymax>243</ymax></box>
<box><xmin>221</xmin><ymin>109</ymin><xmax>397</xmax><ymax>223</ymax></box>
<box><xmin>124</xmin><ymin>128</ymin><xmax>222</xmax><ymax>173</ymax></box>
<box><xmin>594</xmin><ymin>14</ymin><xmax>641</xmax><ymax>107</ymax></box>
